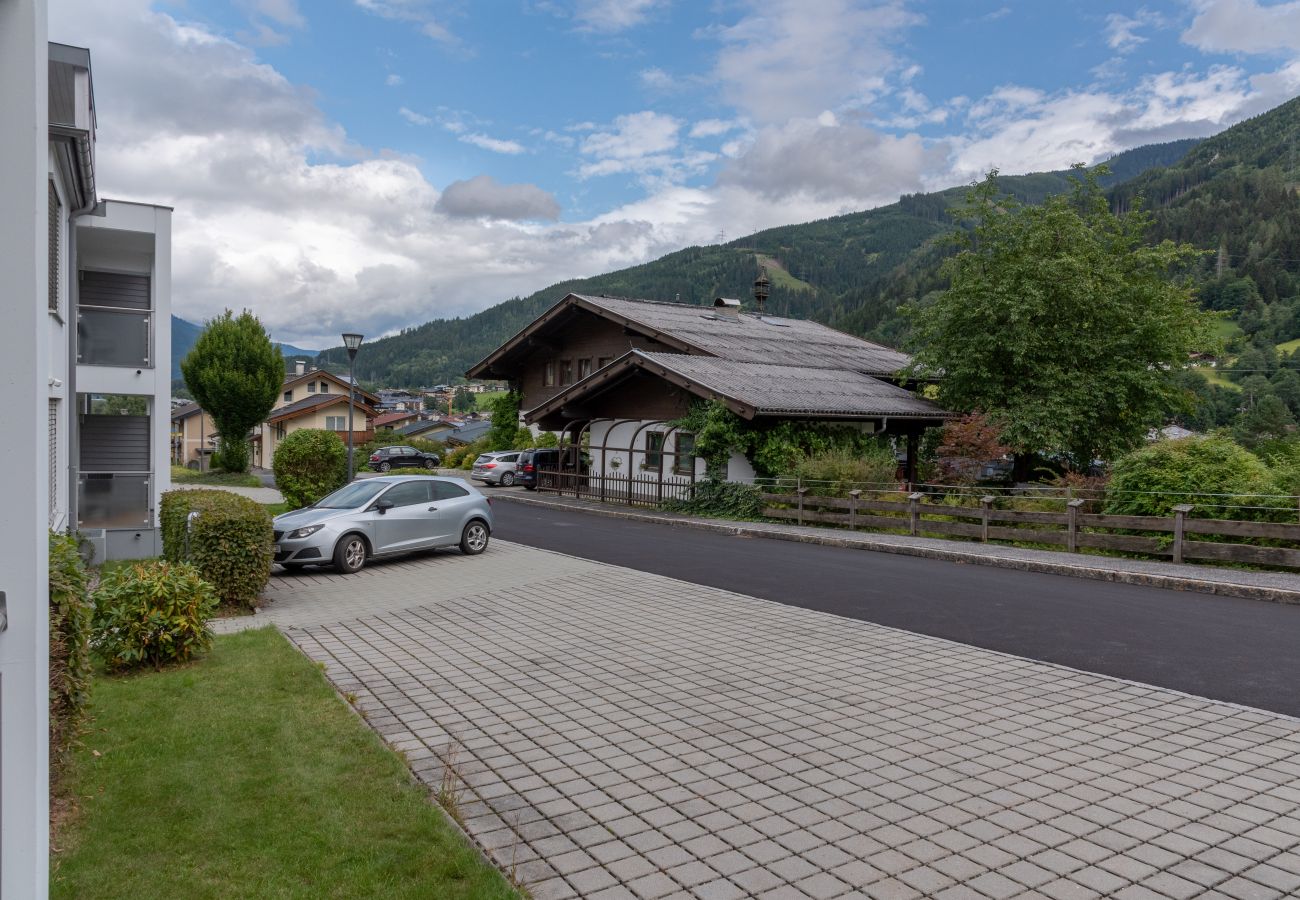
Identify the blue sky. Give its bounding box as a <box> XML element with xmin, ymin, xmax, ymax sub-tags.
<box><xmin>48</xmin><ymin>0</ymin><xmax>1300</xmax><ymax>347</ymax></box>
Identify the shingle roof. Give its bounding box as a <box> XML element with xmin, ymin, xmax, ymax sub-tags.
<box><xmin>446</xmin><ymin>420</ymin><xmax>492</xmax><ymax>444</ymax></box>
<box><xmin>526</xmin><ymin>350</ymin><xmax>952</xmax><ymax>423</ymax></box>
<box><xmin>397</xmin><ymin>419</ymin><xmax>451</xmax><ymax>436</ymax></box>
<box><xmin>571</xmin><ymin>294</ymin><xmax>911</xmax><ymax>375</ymax></box>
<box><xmin>374</xmin><ymin>410</ymin><xmax>418</xmax><ymax>427</ymax></box>
<box><xmin>635</xmin><ymin>352</ymin><xmax>948</xmax><ymax>418</ymax></box>
<box><xmin>467</xmin><ymin>292</ymin><xmax>914</xmax><ymax>379</ymax></box>
<box><xmin>268</xmin><ymin>393</ymin><xmax>377</xmax><ymax>423</ymax></box>
<box><xmin>171</xmin><ymin>401</ymin><xmax>202</xmax><ymax>421</ymax></box>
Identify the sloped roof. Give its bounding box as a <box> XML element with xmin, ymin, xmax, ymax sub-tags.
<box><xmin>526</xmin><ymin>350</ymin><xmax>952</xmax><ymax>424</ymax></box>
<box><xmin>374</xmin><ymin>410</ymin><xmax>418</xmax><ymax>427</ymax></box>
<box><xmin>268</xmin><ymin>392</ymin><xmax>377</xmax><ymax>423</ymax></box>
<box><xmin>445</xmin><ymin>420</ymin><xmax>492</xmax><ymax>444</ymax></box>
<box><xmin>171</xmin><ymin>401</ymin><xmax>202</xmax><ymax>421</ymax></box>
<box><xmin>467</xmin><ymin>293</ymin><xmax>912</xmax><ymax>379</ymax></box>
<box><xmin>397</xmin><ymin>419</ymin><xmax>453</xmax><ymax>436</ymax></box>
<box><xmin>281</xmin><ymin>369</ymin><xmax>379</xmax><ymax>404</ymax></box>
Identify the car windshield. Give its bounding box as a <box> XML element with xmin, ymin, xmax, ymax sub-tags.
<box><xmin>314</xmin><ymin>481</ymin><xmax>387</xmax><ymax>509</ymax></box>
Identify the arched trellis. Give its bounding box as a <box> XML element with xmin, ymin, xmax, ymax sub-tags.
<box><xmin>547</xmin><ymin>417</ymin><xmax>699</xmax><ymax>505</ymax></box>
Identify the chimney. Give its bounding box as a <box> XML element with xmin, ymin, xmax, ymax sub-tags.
<box><xmin>295</xmin><ymin>359</ymin><xmax>306</xmax><ymax>376</ymax></box>
<box><xmin>712</xmin><ymin>297</ymin><xmax>742</xmax><ymax>320</ymax></box>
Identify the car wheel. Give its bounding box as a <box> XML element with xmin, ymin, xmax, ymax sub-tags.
<box><xmin>334</xmin><ymin>534</ymin><xmax>368</xmax><ymax>573</ymax></box>
<box><xmin>378</xmin><ymin>461</ymin><xmax>391</xmax><ymax>472</ymax></box>
<box><xmin>459</xmin><ymin>520</ymin><xmax>489</xmax><ymax>555</ymax></box>
<box><xmin>500</xmin><ymin>471</ymin><xmax>515</xmax><ymax>486</ymax></box>
<box><xmin>423</xmin><ymin>458</ymin><xmax>436</xmax><ymax>469</ymax></box>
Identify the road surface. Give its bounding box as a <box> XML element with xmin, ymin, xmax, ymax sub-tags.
<box><xmin>491</xmin><ymin>500</ymin><xmax>1300</xmax><ymax>717</ymax></box>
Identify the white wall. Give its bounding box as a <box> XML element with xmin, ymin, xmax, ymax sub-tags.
<box><xmin>587</xmin><ymin>419</ymin><xmax>707</xmax><ymax>480</ymax></box>
<box><xmin>47</xmin><ymin>149</ymin><xmax>70</xmax><ymax>531</ymax></box>
<box><xmin>0</xmin><ymin>0</ymin><xmax>52</xmax><ymax>894</ymax></box>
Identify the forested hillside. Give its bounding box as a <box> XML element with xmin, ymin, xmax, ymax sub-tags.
<box><xmin>317</xmin><ymin>140</ymin><xmax>1200</xmax><ymax>387</ymax></box>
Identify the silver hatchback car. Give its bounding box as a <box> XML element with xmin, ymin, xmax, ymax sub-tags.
<box><xmin>471</xmin><ymin>451</ymin><xmax>521</xmax><ymax>486</ymax></box>
<box><xmin>272</xmin><ymin>475</ymin><xmax>493</xmax><ymax>573</ymax></box>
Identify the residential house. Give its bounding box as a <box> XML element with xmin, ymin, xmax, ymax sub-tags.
<box><xmin>396</xmin><ymin>418</ymin><xmax>457</xmax><ymax>440</ymax></box>
<box><xmin>444</xmin><ymin>419</ymin><xmax>492</xmax><ymax>447</ymax></box>
<box><xmin>1</xmin><ymin>19</ymin><xmax>174</xmax><ymax>887</ymax></box>
<box><xmin>467</xmin><ymin>293</ymin><xmax>952</xmax><ymax>483</ymax></box>
<box><xmin>255</xmin><ymin>363</ymin><xmax>380</xmax><ymax>466</ymax></box>
<box><xmin>171</xmin><ymin>401</ymin><xmax>214</xmax><ymax>468</ymax></box>
<box><xmin>374</xmin><ymin>409</ymin><xmax>420</xmax><ymax>431</ymax></box>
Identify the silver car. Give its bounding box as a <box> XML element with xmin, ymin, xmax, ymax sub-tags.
<box><xmin>272</xmin><ymin>475</ymin><xmax>493</xmax><ymax>573</ymax></box>
<box><xmin>471</xmin><ymin>451</ymin><xmax>521</xmax><ymax>486</ymax></box>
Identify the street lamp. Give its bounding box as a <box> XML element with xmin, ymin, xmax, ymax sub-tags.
<box><xmin>342</xmin><ymin>332</ymin><xmax>364</xmax><ymax>480</ymax></box>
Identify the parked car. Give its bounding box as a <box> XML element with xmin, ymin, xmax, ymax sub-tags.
<box><xmin>368</xmin><ymin>445</ymin><xmax>440</xmax><ymax>472</ymax></box>
<box><xmin>272</xmin><ymin>475</ymin><xmax>492</xmax><ymax>573</ymax></box>
<box><xmin>471</xmin><ymin>451</ymin><xmax>521</xmax><ymax>486</ymax></box>
<box><xmin>517</xmin><ymin>447</ymin><xmax>590</xmax><ymax>490</ymax></box>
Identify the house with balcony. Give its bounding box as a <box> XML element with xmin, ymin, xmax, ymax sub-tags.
<box><xmin>44</xmin><ymin>43</ymin><xmax>173</xmax><ymax>561</ymax></box>
<box><xmin>252</xmin><ymin>362</ymin><xmax>380</xmax><ymax>467</ymax></box>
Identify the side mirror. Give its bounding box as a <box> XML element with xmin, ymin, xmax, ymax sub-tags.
<box><xmin>374</xmin><ymin>499</ymin><xmax>394</xmax><ymax>515</ymax></box>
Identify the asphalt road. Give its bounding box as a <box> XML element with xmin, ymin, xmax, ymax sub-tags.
<box><xmin>490</xmin><ymin>500</ymin><xmax>1300</xmax><ymax>718</ymax></box>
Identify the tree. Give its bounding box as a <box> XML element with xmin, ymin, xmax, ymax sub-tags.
<box><xmin>934</xmin><ymin>413</ymin><xmax>1010</xmax><ymax>485</ymax></box>
<box><xmin>486</xmin><ymin>392</ymin><xmax>521</xmax><ymax>450</ymax></box>
<box><xmin>452</xmin><ymin>386</ymin><xmax>475</xmax><ymax>413</ymax></box>
<box><xmin>180</xmin><ymin>310</ymin><xmax>282</xmax><ymax>472</ymax></box>
<box><xmin>273</xmin><ymin>429</ymin><xmax>348</xmax><ymax>509</ymax></box>
<box><xmin>910</xmin><ymin>167</ymin><xmax>1214</xmax><ymax>476</ymax></box>
<box><xmin>1235</xmin><ymin>394</ymin><xmax>1296</xmax><ymax>448</ymax></box>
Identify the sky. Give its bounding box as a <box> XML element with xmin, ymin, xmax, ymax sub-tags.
<box><xmin>48</xmin><ymin>0</ymin><xmax>1300</xmax><ymax>350</ymax></box>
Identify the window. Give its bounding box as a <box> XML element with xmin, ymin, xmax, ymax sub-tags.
<box><xmin>433</xmin><ymin>481</ymin><xmax>470</xmax><ymax>500</ymax></box>
<box><xmin>645</xmin><ymin>432</ymin><xmax>664</xmax><ymax>469</ymax></box>
<box><xmin>543</xmin><ymin>361</ymin><xmax>556</xmax><ymax>387</ymax></box>
<box><xmin>307</xmin><ymin>382</ymin><xmax>316</xmax><ymax>393</ymax></box>
<box><xmin>283</xmin><ymin>390</ymin><xmax>293</xmax><ymax>402</ymax></box>
<box><xmin>325</xmin><ymin>415</ymin><xmax>346</xmax><ymax>430</ymax></box>
<box><xmin>49</xmin><ymin>182</ymin><xmax>61</xmax><ymax>313</ymax></box>
<box><xmin>578</xmin><ymin>358</ymin><xmax>592</xmax><ymax>380</ymax></box>
<box><xmin>597</xmin><ymin>357</ymin><xmax>612</xmax><ymax>370</ymax></box>
<box><xmin>319</xmin><ymin>381</ymin><xmax>329</xmax><ymax>393</ymax></box>
<box><xmin>380</xmin><ymin>481</ymin><xmax>431</xmax><ymax>508</ymax></box>
<box><xmin>559</xmin><ymin>359</ymin><xmax>573</xmax><ymax>385</ymax></box>
<box><xmin>674</xmin><ymin>433</ymin><xmax>696</xmax><ymax>475</ymax></box>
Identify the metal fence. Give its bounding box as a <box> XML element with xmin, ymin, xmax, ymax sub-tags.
<box><xmin>536</xmin><ymin>469</ymin><xmax>697</xmax><ymax>507</ymax></box>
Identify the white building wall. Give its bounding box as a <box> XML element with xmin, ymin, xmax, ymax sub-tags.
<box><xmin>0</xmin><ymin>0</ymin><xmax>52</xmax><ymax>894</ymax></box>
<box><xmin>46</xmin><ymin>148</ymin><xmax>71</xmax><ymax>531</ymax></box>
<box><xmin>587</xmin><ymin>419</ymin><xmax>707</xmax><ymax>480</ymax></box>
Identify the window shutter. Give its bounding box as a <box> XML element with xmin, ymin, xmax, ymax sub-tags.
<box><xmin>48</xmin><ymin>183</ymin><xmax>60</xmax><ymax>312</ymax></box>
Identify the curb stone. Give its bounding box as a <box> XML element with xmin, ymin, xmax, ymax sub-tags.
<box><xmin>492</xmin><ymin>491</ymin><xmax>1300</xmax><ymax>605</ymax></box>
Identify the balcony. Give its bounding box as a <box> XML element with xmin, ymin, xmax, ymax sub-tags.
<box><xmin>78</xmin><ymin>473</ymin><xmax>151</xmax><ymax>528</ymax></box>
<box><xmin>78</xmin><ymin>307</ymin><xmax>150</xmax><ymax>368</ymax></box>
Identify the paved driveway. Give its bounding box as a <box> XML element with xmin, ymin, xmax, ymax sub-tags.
<box><xmin>256</xmin><ymin>544</ymin><xmax>1300</xmax><ymax>900</ymax></box>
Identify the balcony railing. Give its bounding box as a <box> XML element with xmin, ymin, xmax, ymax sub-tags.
<box><xmin>77</xmin><ymin>307</ymin><xmax>151</xmax><ymax>368</ymax></box>
<box><xmin>78</xmin><ymin>472</ymin><xmax>151</xmax><ymax>529</ymax></box>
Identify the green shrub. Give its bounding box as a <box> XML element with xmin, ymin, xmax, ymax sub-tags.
<box><xmin>91</xmin><ymin>560</ymin><xmax>217</xmax><ymax>671</ymax></box>
<box><xmin>662</xmin><ymin>480</ymin><xmax>764</xmax><ymax>519</ymax></box>
<box><xmin>49</xmin><ymin>530</ymin><xmax>92</xmax><ymax>773</ymax></box>
<box><xmin>273</xmin><ymin>429</ymin><xmax>348</xmax><ymax>509</ymax></box>
<box><xmin>161</xmin><ymin>489</ymin><xmax>272</xmax><ymax>608</ymax></box>
<box><xmin>791</xmin><ymin>445</ymin><xmax>899</xmax><ymax>496</ymax></box>
<box><xmin>1105</xmin><ymin>435</ymin><xmax>1289</xmax><ymax>520</ymax></box>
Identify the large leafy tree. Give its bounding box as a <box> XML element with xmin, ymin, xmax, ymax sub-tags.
<box><xmin>181</xmin><ymin>310</ymin><xmax>283</xmax><ymax>472</ymax></box>
<box><xmin>910</xmin><ymin>167</ymin><xmax>1214</xmax><ymax>476</ymax></box>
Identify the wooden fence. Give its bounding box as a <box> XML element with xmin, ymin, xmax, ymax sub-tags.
<box><xmin>537</xmin><ymin>469</ymin><xmax>696</xmax><ymax>507</ymax></box>
<box><xmin>763</xmin><ymin>490</ymin><xmax>1300</xmax><ymax>569</ymax></box>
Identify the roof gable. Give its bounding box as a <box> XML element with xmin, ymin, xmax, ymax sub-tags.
<box><xmin>466</xmin><ymin>292</ymin><xmax>911</xmax><ymax>379</ymax></box>
<box><xmin>282</xmin><ymin>369</ymin><xmax>379</xmax><ymax>404</ymax></box>
<box><xmin>268</xmin><ymin>392</ymin><xmax>377</xmax><ymax>423</ymax></box>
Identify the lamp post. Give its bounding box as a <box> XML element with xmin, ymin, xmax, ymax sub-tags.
<box><xmin>342</xmin><ymin>332</ymin><xmax>364</xmax><ymax>480</ymax></box>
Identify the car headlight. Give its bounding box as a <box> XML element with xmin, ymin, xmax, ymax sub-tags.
<box><xmin>286</xmin><ymin>524</ymin><xmax>325</xmax><ymax>539</ymax></box>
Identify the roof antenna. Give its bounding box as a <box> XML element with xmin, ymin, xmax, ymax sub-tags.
<box><xmin>753</xmin><ymin>268</ymin><xmax>771</xmax><ymax>317</ymax></box>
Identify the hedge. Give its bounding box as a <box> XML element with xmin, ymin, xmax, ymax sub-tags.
<box><xmin>92</xmin><ymin>560</ymin><xmax>217</xmax><ymax>671</ymax></box>
<box><xmin>161</xmin><ymin>489</ymin><xmax>272</xmax><ymax>608</ymax></box>
<box><xmin>273</xmin><ymin>428</ymin><xmax>348</xmax><ymax>509</ymax></box>
<box><xmin>49</xmin><ymin>530</ymin><xmax>92</xmax><ymax>777</ymax></box>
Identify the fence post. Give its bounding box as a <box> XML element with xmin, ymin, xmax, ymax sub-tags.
<box><xmin>797</xmin><ymin>487</ymin><xmax>808</xmax><ymax>526</ymax></box>
<box><xmin>1066</xmin><ymin>498</ymin><xmax>1085</xmax><ymax>552</ymax></box>
<box><xmin>848</xmin><ymin>489</ymin><xmax>861</xmax><ymax>531</ymax></box>
<box><xmin>1172</xmin><ymin>504</ymin><xmax>1194</xmax><ymax>564</ymax></box>
<box><xmin>980</xmin><ymin>496</ymin><xmax>994</xmax><ymax>543</ymax></box>
<box><xmin>908</xmin><ymin>492</ymin><xmax>923</xmax><ymax>536</ymax></box>
<box><xmin>599</xmin><ymin>470</ymin><xmax>606</xmax><ymax>503</ymax></box>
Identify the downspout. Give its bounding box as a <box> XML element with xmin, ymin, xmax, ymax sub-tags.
<box><xmin>58</xmin><ymin>126</ymin><xmax>99</xmax><ymax>535</ymax></box>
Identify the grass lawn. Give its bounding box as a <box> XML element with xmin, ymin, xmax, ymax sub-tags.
<box><xmin>473</xmin><ymin>390</ymin><xmax>509</xmax><ymax>410</ymax></box>
<box><xmin>52</xmin><ymin>628</ymin><xmax>517</xmax><ymax>900</ymax></box>
<box><xmin>1278</xmin><ymin>337</ymin><xmax>1300</xmax><ymax>355</ymax></box>
<box><xmin>263</xmin><ymin>501</ymin><xmax>292</xmax><ymax>517</ymax></box>
<box><xmin>170</xmin><ymin>465</ymin><xmax>261</xmax><ymax>488</ymax></box>
<box><xmin>1197</xmin><ymin>366</ymin><xmax>1243</xmax><ymax>392</ymax></box>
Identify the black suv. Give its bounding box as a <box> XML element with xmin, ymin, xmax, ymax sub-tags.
<box><xmin>517</xmin><ymin>447</ymin><xmax>589</xmax><ymax>490</ymax></box>
<box><xmin>368</xmin><ymin>445</ymin><xmax>440</xmax><ymax>471</ymax></box>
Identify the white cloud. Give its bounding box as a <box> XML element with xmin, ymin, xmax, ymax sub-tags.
<box><xmin>1104</xmin><ymin>10</ymin><xmax>1163</xmax><ymax>53</ymax></box>
<box><xmin>689</xmin><ymin>118</ymin><xmax>741</xmax><ymax>139</ymax></box>
<box><xmin>572</xmin><ymin>0</ymin><xmax>665</xmax><ymax>33</ymax></box>
<box><xmin>582</xmin><ymin>110</ymin><xmax>681</xmax><ymax>159</ymax></box>
<box><xmin>435</xmin><ymin>175</ymin><xmax>561</xmax><ymax>220</ymax></box>
<box><xmin>354</xmin><ymin>0</ymin><xmax>461</xmax><ymax>48</ymax></box>
<box><xmin>1183</xmin><ymin>0</ymin><xmax>1300</xmax><ymax>55</ymax></box>
<box><xmin>385</xmin><ymin>73</ymin><xmax>404</xmax><ymax>86</ymax></box>
<box><xmin>241</xmin><ymin>0</ymin><xmax>305</xmax><ymax>28</ymax></box>
<box><xmin>711</xmin><ymin>0</ymin><xmax>921</xmax><ymax>122</ymax></box>
<box><xmin>398</xmin><ymin>106</ymin><xmax>432</xmax><ymax>125</ymax></box>
<box><xmin>639</xmin><ymin>67</ymin><xmax>674</xmax><ymax>89</ymax></box>
<box><xmin>459</xmin><ymin>132</ymin><xmax>527</xmax><ymax>154</ymax></box>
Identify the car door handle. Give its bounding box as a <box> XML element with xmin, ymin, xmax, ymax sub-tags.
<box><xmin>427</xmin><ymin>506</ymin><xmax>438</xmax><ymax>511</ymax></box>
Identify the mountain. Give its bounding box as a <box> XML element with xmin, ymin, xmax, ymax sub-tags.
<box><xmin>170</xmin><ymin>314</ymin><xmax>317</xmax><ymax>381</ymax></box>
<box><xmin>315</xmin><ymin>138</ymin><xmax>1201</xmax><ymax>388</ymax></box>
